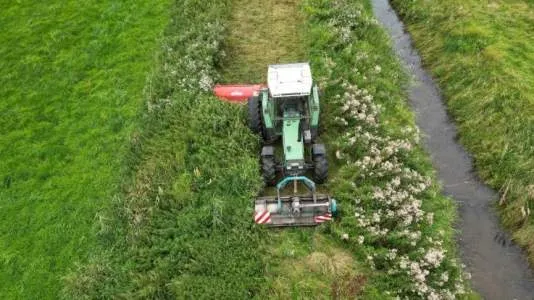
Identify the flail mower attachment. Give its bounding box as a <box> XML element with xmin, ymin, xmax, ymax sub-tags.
<box><xmin>254</xmin><ymin>176</ymin><xmax>337</xmax><ymax>227</ymax></box>
<box><xmin>213</xmin><ymin>84</ymin><xmax>265</xmax><ymax>103</ymax></box>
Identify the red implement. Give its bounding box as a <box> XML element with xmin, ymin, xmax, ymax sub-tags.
<box><xmin>213</xmin><ymin>84</ymin><xmax>264</xmax><ymax>103</ymax></box>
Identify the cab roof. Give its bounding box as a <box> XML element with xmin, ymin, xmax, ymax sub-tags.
<box><xmin>267</xmin><ymin>63</ymin><xmax>313</xmax><ymax>98</ymax></box>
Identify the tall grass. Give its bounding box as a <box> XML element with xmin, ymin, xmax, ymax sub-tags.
<box><xmin>0</xmin><ymin>1</ymin><xmax>170</xmax><ymax>298</ymax></box>
<box><xmin>64</xmin><ymin>1</ymin><xmax>269</xmax><ymax>298</ymax></box>
<box><xmin>390</xmin><ymin>0</ymin><xmax>534</xmax><ymax>264</ymax></box>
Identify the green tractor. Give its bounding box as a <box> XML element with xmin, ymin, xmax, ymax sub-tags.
<box><xmin>247</xmin><ymin>63</ymin><xmax>329</xmax><ymax>186</ymax></box>
<box><xmin>214</xmin><ymin>63</ymin><xmax>336</xmax><ymax>227</ymax></box>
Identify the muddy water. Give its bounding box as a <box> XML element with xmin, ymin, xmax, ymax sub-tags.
<box><xmin>370</xmin><ymin>0</ymin><xmax>534</xmax><ymax>299</ymax></box>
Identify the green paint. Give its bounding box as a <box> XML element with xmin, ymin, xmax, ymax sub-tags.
<box><xmin>282</xmin><ymin>112</ymin><xmax>304</xmax><ymax>161</ymax></box>
<box><xmin>310</xmin><ymin>85</ymin><xmax>320</xmax><ymax>127</ymax></box>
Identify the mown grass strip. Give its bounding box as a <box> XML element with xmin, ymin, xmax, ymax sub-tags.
<box><xmin>220</xmin><ymin>0</ymin><xmax>306</xmax><ymax>83</ymax></box>
<box><xmin>218</xmin><ymin>0</ymin><xmax>367</xmax><ymax>298</ymax></box>
<box><xmin>0</xmin><ymin>1</ymin><xmax>170</xmax><ymax>298</ymax></box>
<box><xmin>389</xmin><ymin>0</ymin><xmax>534</xmax><ymax>264</ymax></box>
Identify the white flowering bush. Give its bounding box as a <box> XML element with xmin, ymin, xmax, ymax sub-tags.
<box><xmin>146</xmin><ymin>11</ymin><xmax>227</xmax><ymax>113</ymax></box>
<box><xmin>305</xmin><ymin>0</ymin><xmax>472</xmax><ymax>298</ymax></box>
<box><xmin>323</xmin><ymin>0</ymin><xmax>378</xmax><ymax>46</ymax></box>
<box><xmin>329</xmin><ymin>82</ymin><xmax>469</xmax><ymax>298</ymax></box>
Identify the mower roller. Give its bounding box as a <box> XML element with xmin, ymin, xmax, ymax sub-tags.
<box><xmin>214</xmin><ymin>63</ymin><xmax>336</xmax><ymax>227</ymax></box>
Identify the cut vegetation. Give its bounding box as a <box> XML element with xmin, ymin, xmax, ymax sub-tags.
<box><xmin>221</xmin><ymin>0</ymin><xmax>306</xmax><ymax>83</ymax></box>
<box><xmin>390</xmin><ymin>0</ymin><xmax>534</xmax><ymax>264</ymax></box>
<box><xmin>0</xmin><ymin>1</ymin><xmax>170</xmax><ymax>298</ymax></box>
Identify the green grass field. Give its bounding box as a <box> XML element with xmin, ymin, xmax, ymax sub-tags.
<box><xmin>66</xmin><ymin>0</ymin><xmax>474</xmax><ymax>298</ymax></box>
<box><xmin>0</xmin><ymin>1</ymin><xmax>170</xmax><ymax>298</ymax></box>
<box><xmin>390</xmin><ymin>0</ymin><xmax>534</xmax><ymax>263</ymax></box>
<box><xmin>2</xmin><ymin>0</ymin><xmax>476</xmax><ymax>298</ymax></box>
<box><xmin>64</xmin><ymin>1</ymin><xmax>270</xmax><ymax>298</ymax></box>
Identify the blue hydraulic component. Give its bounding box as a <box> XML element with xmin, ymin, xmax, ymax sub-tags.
<box><xmin>330</xmin><ymin>198</ymin><xmax>337</xmax><ymax>214</ymax></box>
<box><xmin>276</xmin><ymin>176</ymin><xmax>317</xmax><ymax>212</ymax></box>
<box><xmin>276</xmin><ymin>176</ymin><xmax>316</xmax><ymax>191</ymax></box>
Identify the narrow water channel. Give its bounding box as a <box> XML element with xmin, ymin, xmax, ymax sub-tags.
<box><xmin>370</xmin><ymin>0</ymin><xmax>534</xmax><ymax>299</ymax></box>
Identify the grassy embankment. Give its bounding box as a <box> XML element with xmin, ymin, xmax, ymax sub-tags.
<box><xmin>68</xmin><ymin>0</ymin><xmax>474</xmax><ymax>298</ymax></box>
<box><xmin>0</xmin><ymin>1</ymin><xmax>170</xmax><ymax>298</ymax></box>
<box><xmin>304</xmin><ymin>0</ymin><xmax>474</xmax><ymax>298</ymax></box>
<box><xmin>390</xmin><ymin>0</ymin><xmax>534</xmax><ymax>263</ymax></box>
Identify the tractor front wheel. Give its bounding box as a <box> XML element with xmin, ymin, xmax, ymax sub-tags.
<box><xmin>247</xmin><ymin>96</ymin><xmax>262</xmax><ymax>134</ymax></box>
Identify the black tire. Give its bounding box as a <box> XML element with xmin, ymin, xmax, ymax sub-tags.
<box><xmin>313</xmin><ymin>154</ymin><xmax>328</xmax><ymax>184</ymax></box>
<box><xmin>263</xmin><ymin>128</ymin><xmax>276</xmax><ymax>144</ymax></box>
<box><xmin>248</xmin><ymin>96</ymin><xmax>262</xmax><ymax>134</ymax></box>
<box><xmin>310</xmin><ymin>127</ymin><xmax>318</xmax><ymax>142</ymax></box>
<box><xmin>261</xmin><ymin>155</ymin><xmax>276</xmax><ymax>186</ymax></box>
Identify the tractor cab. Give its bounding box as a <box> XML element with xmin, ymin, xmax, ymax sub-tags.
<box><xmin>267</xmin><ymin>63</ymin><xmax>313</xmax><ymax>98</ymax></box>
<box><xmin>261</xmin><ymin>63</ymin><xmax>320</xmax><ymax>141</ymax></box>
<box><xmin>251</xmin><ymin>63</ymin><xmax>326</xmax><ymax>183</ymax></box>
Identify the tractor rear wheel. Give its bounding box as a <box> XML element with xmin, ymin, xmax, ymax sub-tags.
<box><xmin>261</xmin><ymin>155</ymin><xmax>276</xmax><ymax>186</ymax></box>
<box><xmin>313</xmin><ymin>154</ymin><xmax>328</xmax><ymax>184</ymax></box>
<box><xmin>247</xmin><ymin>96</ymin><xmax>262</xmax><ymax>134</ymax></box>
